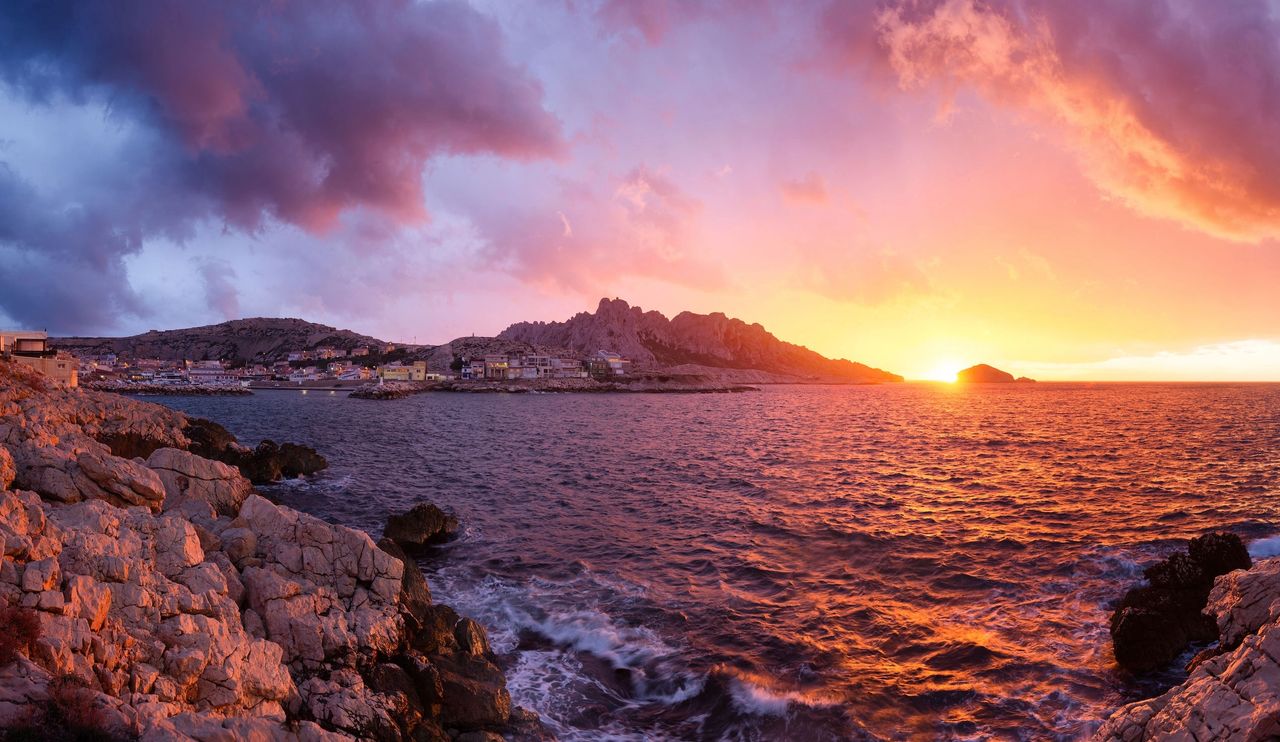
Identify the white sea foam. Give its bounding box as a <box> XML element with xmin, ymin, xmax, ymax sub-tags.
<box><xmin>1249</xmin><ymin>535</ymin><xmax>1280</xmax><ymax>559</ymax></box>
<box><xmin>726</xmin><ymin>672</ymin><xmax>842</xmax><ymax>717</ymax></box>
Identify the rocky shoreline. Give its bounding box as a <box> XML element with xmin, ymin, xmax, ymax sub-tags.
<box><xmin>1095</xmin><ymin>536</ymin><xmax>1280</xmax><ymax>740</ymax></box>
<box><xmin>84</xmin><ymin>380</ymin><xmax>253</xmax><ymax>397</ymax></box>
<box><xmin>350</xmin><ymin>376</ymin><xmax>759</xmax><ymax>400</ymax></box>
<box><xmin>0</xmin><ymin>359</ymin><xmax>546</xmax><ymax>740</ymax></box>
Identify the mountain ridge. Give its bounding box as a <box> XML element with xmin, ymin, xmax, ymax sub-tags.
<box><xmin>51</xmin><ymin>300</ymin><xmax>903</xmax><ymax>383</ymax></box>
<box><xmin>499</xmin><ymin>298</ymin><xmax>902</xmax><ymax>383</ymax></box>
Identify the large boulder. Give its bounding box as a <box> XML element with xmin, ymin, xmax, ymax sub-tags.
<box><xmin>73</xmin><ymin>450</ymin><xmax>166</xmax><ymax>512</ymax></box>
<box><xmin>436</xmin><ymin>655</ymin><xmax>511</xmax><ymax>730</ymax></box>
<box><xmin>1206</xmin><ymin>557</ymin><xmax>1280</xmax><ymax>648</ymax></box>
<box><xmin>236</xmin><ymin>495</ymin><xmax>404</xmax><ymax>670</ymax></box>
<box><xmin>146</xmin><ymin>447</ymin><xmax>253</xmax><ymax>516</ymax></box>
<box><xmin>1110</xmin><ymin>532</ymin><xmax>1251</xmax><ymax>673</ymax></box>
<box><xmin>383</xmin><ymin>503</ymin><xmax>460</xmax><ymax>550</ymax></box>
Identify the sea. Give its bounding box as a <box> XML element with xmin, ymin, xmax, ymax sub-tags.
<box><xmin>150</xmin><ymin>382</ymin><xmax>1280</xmax><ymax>741</ymax></box>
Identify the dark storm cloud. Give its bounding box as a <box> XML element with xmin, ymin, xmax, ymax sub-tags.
<box><xmin>0</xmin><ymin>0</ymin><xmax>562</xmax><ymax>331</ymax></box>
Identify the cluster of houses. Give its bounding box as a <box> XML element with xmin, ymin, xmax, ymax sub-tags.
<box><xmin>286</xmin><ymin>344</ymin><xmax>390</xmax><ymax>362</ymax></box>
<box><xmin>3</xmin><ymin>328</ymin><xmax>632</xmax><ymax>389</ymax></box>
<box><xmin>78</xmin><ymin>356</ymin><xmax>378</xmax><ymax>386</ymax></box>
<box><xmin>376</xmin><ymin>350</ymin><xmax>629</xmax><ymax>383</ymax></box>
<box><xmin>0</xmin><ymin>330</ymin><xmax>78</xmax><ymax>387</ymax></box>
<box><xmin>74</xmin><ymin>346</ymin><xmax>631</xmax><ymax>387</ymax></box>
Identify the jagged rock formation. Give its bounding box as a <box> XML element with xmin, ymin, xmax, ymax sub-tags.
<box><xmin>53</xmin><ymin>318</ymin><xmax>388</xmax><ymax>365</ymax></box>
<box><xmin>1095</xmin><ymin>555</ymin><xmax>1280</xmax><ymax>740</ymax></box>
<box><xmin>1108</xmin><ymin>533</ymin><xmax>1251</xmax><ymax>674</ymax></box>
<box><xmin>383</xmin><ymin>504</ymin><xmax>460</xmax><ymax>550</ymax></box>
<box><xmin>956</xmin><ymin>364</ymin><xmax>1017</xmax><ymax>383</ymax></box>
<box><xmin>499</xmin><ymin>298</ymin><xmax>902</xmax><ymax>383</ymax></box>
<box><xmin>0</xmin><ymin>359</ymin><xmax>543</xmax><ymax>740</ymax></box>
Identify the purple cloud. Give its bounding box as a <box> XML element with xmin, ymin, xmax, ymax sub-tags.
<box><xmin>0</xmin><ymin>0</ymin><xmax>562</xmax><ymax>330</ymax></box>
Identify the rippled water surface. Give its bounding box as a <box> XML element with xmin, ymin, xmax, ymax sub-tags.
<box><xmin>153</xmin><ymin>383</ymin><xmax>1280</xmax><ymax>740</ymax></box>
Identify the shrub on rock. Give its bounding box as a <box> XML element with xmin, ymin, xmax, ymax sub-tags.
<box><xmin>0</xmin><ymin>604</ymin><xmax>40</xmax><ymax>665</ymax></box>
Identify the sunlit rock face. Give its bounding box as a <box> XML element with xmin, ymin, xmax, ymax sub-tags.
<box><xmin>0</xmin><ymin>359</ymin><xmax>535</xmax><ymax>740</ymax></box>
<box><xmin>500</xmin><ymin>297</ymin><xmax>903</xmax><ymax>382</ymax></box>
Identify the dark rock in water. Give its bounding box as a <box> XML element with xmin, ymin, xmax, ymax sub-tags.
<box><xmin>1109</xmin><ymin>532</ymin><xmax>1251</xmax><ymax>674</ymax></box>
<box><xmin>385</xmin><ymin>502</ymin><xmax>461</xmax><ymax>549</ymax></box>
<box><xmin>276</xmin><ymin>441</ymin><xmax>328</xmax><ymax>478</ymax></box>
<box><xmin>184</xmin><ymin>417</ymin><xmax>328</xmax><ymax>484</ymax></box>
<box><xmin>183</xmin><ymin>416</ymin><xmax>239</xmax><ymax>456</ymax></box>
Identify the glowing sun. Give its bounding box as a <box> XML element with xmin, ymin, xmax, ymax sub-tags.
<box><xmin>919</xmin><ymin>361</ymin><xmax>964</xmax><ymax>383</ymax></box>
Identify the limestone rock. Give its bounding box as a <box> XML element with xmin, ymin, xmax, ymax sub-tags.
<box><xmin>0</xmin><ymin>361</ymin><xmax>537</xmax><ymax>740</ymax></box>
<box><xmin>147</xmin><ymin>447</ymin><xmax>253</xmax><ymax>516</ymax></box>
<box><xmin>1206</xmin><ymin>557</ymin><xmax>1280</xmax><ymax>648</ymax></box>
<box><xmin>1094</xmin><ymin>618</ymin><xmax>1280</xmax><ymax>740</ymax></box>
<box><xmin>0</xmin><ymin>445</ymin><xmax>14</xmax><ymax>491</ymax></box>
<box><xmin>75</xmin><ymin>450</ymin><xmax>167</xmax><ymax>511</ymax></box>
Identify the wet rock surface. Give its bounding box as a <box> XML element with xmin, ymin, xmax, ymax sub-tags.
<box><xmin>1096</xmin><ymin>552</ymin><xmax>1280</xmax><ymax>741</ymax></box>
<box><xmin>183</xmin><ymin>416</ymin><xmax>328</xmax><ymax>484</ymax></box>
<box><xmin>1108</xmin><ymin>532</ymin><xmax>1250</xmax><ymax>674</ymax></box>
<box><xmin>0</xmin><ymin>358</ymin><xmax>548</xmax><ymax>740</ymax></box>
<box><xmin>383</xmin><ymin>503</ymin><xmax>461</xmax><ymax>551</ymax></box>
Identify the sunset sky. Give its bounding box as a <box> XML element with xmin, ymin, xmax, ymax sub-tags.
<box><xmin>1</xmin><ymin>1</ymin><xmax>1278</xmax><ymax>380</ymax></box>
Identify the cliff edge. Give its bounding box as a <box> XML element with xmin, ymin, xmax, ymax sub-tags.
<box><xmin>0</xmin><ymin>358</ymin><xmax>542</xmax><ymax>740</ymax></box>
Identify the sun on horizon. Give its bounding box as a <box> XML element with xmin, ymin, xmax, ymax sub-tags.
<box><xmin>916</xmin><ymin>361</ymin><xmax>965</xmax><ymax>383</ymax></box>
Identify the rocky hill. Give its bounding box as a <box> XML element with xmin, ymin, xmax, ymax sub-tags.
<box><xmin>957</xmin><ymin>364</ymin><xmax>1016</xmax><ymax>383</ymax></box>
<box><xmin>53</xmin><ymin>318</ymin><xmax>389</xmax><ymax>364</ymax></box>
<box><xmin>499</xmin><ymin>298</ymin><xmax>902</xmax><ymax>383</ymax></box>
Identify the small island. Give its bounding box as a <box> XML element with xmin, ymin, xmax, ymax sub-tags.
<box><xmin>956</xmin><ymin>364</ymin><xmax>1035</xmax><ymax>383</ymax></box>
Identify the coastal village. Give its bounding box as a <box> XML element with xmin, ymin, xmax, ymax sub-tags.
<box><xmin>1</xmin><ymin>328</ymin><xmax>631</xmax><ymax>390</ymax></box>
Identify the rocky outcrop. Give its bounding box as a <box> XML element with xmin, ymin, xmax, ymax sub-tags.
<box><xmin>956</xmin><ymin>364</ymin><xmax>1017</xmax><ymax>383</ymax></box>
<box><xmin>183</xmin><ymin>417</ymin><xmax>327</xmax><ymax>485</ymax></box>
<box><xmin>1109</xmin><ymin>533</ymin><xmax>1251</xmax><ymax>674</ymax></box>
<box><xmin>500</xmin><ymin>297</ymin><xmax>902</xmax><ymax>383</ymax></box>
<box><xmin>172</xmin><ymin>416</ymin><xmax>327</xmax><ymax>485</ymax></box>
<box><xmin>1095</xmin><ymin>554</ymin><xmax>1280</xmax><ymax>740</ymax></box>
<box><xmin>147</xmin><ymin>447</ymin><xmax>253</xmax><ymax>516</ymax></box>
<box><xmin>0</xmin><ymin>359</ymin><xmax>543</xmax><ymax>740</ymax></box>
<box><xmin>383</xmin><ymin>503</ymin><xmax>460</xmax><ymax>551</ymax></box>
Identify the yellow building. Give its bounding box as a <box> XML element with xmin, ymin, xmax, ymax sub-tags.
<box><xmin>377</xmin><ymin>360</ymin><xmax>428</xmax><ymax>382</ymax></box>
<box><xmin>1</xmin><ymin>330</ymin><xmax>78</xmax><ymax>387</ymax></box>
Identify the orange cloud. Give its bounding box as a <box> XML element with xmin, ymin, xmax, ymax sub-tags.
<box><xmin>875</xmin><ymin>0</ymin><xmax>1280</xmax><ymax>242</ymax></box>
